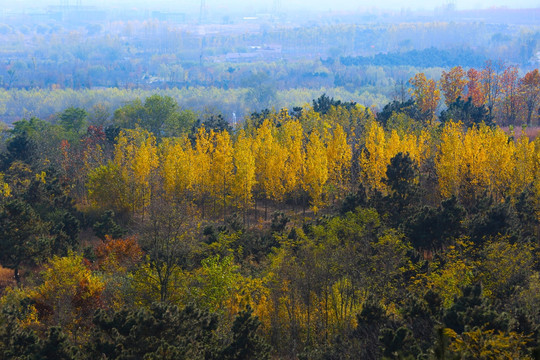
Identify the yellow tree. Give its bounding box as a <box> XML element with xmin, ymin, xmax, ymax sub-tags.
<box><xmin>0</xmin><ymin>172</ymin><xmax>10</xmax><ymax>198</ymax></box>
<box><xmin>436</xmin><ymin>122</ymin><xmax>518</xmax><ymax>201</ymax></box>
<box><xmin>436</xmin><ymin>122</ymin><xmax>465</xmax><ymax>198</ymax></box>
<box><xmin>326</xmin><ymin>125</ymin><xmax>352</xmax><ymax>200</ymax></box>
<box><xmin>512</xmin><ymin>132</ymin><xmax>536</xmax><ymax>196</ymax></box>
<box><xmin>359</xmin><ymin>121</ymin><xmax>388</xmax><ymax>193</ymax></box>
<box><xmin>409</xmin><ymin>72</ymin><xmax>440</xmax><ymax>122</ymax></box>
<box><xmin>478</xmin><ymin>125</ymin><xmax>514</xmax><ymax>199</ymax></box>
<box><xmin>299</xmin><ymin>105</ymin><xmax>324</xmax><ymax>134</ymax></box>
<box><xmin>532</xmin><ymin>137</ymin><xmax>540</xmax><ymax>216</ymax></box>
<box><xmin>210</xmin><ymin>130</ymin><xmax>234</xmax><ymax>219</ymax></box>
<box><xmin>440</xmin><ymin>66</ymin><xmax>467</xmax><ymax>106</ymax></box>
<box><xmin>33</xmin><ymin>253</ymin><xmax>105</xmax><ymax>337</ymax></box>
<box><xmin>160</xmin><ymin>136</ymin><xmax>195</xmax><ymax>200</ymax></box>
<box><xmin>279</xmin><ymin>119</ymin><xmax>305</xmax><ymax>199</ymax></box>
<box><xmin>87</xmin><ymin>162</ymin><xmax>129</xmax><ymax>213</ymax></box>
<box><xmin>359</xmin><ymin>121</ymin><xmax>428</xmax><ymax>195</ymax></box>
<box><xmin>448</xmin><ymin>328</ymin><xmax>531</xmax><ymax>359</ymax></box>
<box><xmin>303</xmin><ymin>130</ymin><xmax>328</xmax><ymax>213</ymax></box>
<box><xmin>113</xmin><ymin>128</ymin><xmax>159</xmax><ymax>219</ymax></box>
<box><xmin>253</xmin><ymin>119</ymin><xmax>286</xmax><ymax>218</ymax></box>
<box><xmin>233</xmin><ymin>130</ymin><xmax>256</xmax><ymax>222</ymax></box>
<box><xmin>192</xmin><ymin>127</ymin><xmax>214</xmax><ymax>217</ymax></box>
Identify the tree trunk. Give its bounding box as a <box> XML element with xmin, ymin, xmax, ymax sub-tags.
<box><xmin>14</xmin><ymin>266</ymin><xmax>20</xmax><ymax>286</ymax></box>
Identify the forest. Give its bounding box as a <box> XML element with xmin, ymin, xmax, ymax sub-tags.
<box><xmin>0</xmin><ymin>8</ymin><xmax>539</xmax><ymax>122</ymax></box>
<box><xmin>0</xmin><ymin>60</ymin><xmax>540</xmax><ymax>358</ymax></box>
<box><xmin>0</xmin><ymin>2</ymin><xmax>539</xmax><ymax>358</ymax></box>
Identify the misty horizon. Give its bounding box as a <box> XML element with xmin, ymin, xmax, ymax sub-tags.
<box><xmin>2</xmin><ymin>0</ymin><xmax>539</xmax><ymax>14</ymax></box>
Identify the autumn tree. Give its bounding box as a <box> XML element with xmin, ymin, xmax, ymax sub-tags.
<box><xmin>160</xmin><ymin>136</ymin><xmax>195</xmax><ymax>201</ymax></box>
<box><xmin>440</xmin><ymin>66</ymin><xmax>467</xmax><ymax>107</ymax></box>
<box><xmin>359</xmin><ymin>121</ymin><xmax>428</xmax><ymax>195</ymax></box>
<box><xmin>466</xmin><ymin>68</ymin><xmax>485</xmax><ymax>107</ymax></box>
<box><xmin>192</xmin><ymin>127</ymin><xmax>214</xmax><ymax>217</ymax></box>
<box><xmin>253</xmin><ymin>119</ymin><xmax>286</xmax><ymax>218</ymax></box>
<box><xmin>481</xmin><ymin>60</ymin><xmax>503</xmax><ymax>119</ymax></box>
<box><xmin>279</xmin><ymin>119</ymin><xmax>304</xmax><ymax>200</ymax></box>
<box><xmin>409</xmin><ymin>72</ymin><xmax>440</xmax><ymax>123</ymax></box>
<box><xmin>436</xmin><ymin>121</ymin><xmax>528</xmax><ymax>202</ymax></box>
<box><xmin>210</xmin><ymin>130</ymin><xmax>234</xmax><ymax>220</ymax></box>
<box><xmin>498</xmin><ymin>65</ymin><xmax>521</xmax><ymax>126</ymax></box>
<box><xmin>303</xmin><ymin>130</ymin><xmax>328</xmax><ymax>213</ymax></box>
<box><xmin>232</xmin><ymin>130</ymin><xmax>256</xmax><ymax>223</ymax></box>
<box><xmin>519</xmin><ymin>69</ymin><xmax>540</xmax><ymax>126</ymax></box>
<box><xmin>325</xmin><ymin>124</ymin><xmax>352</xmax><ymax>200</ymax></box>
<box><xmin>114</xmin><ymin>128</ymin><xmax>159</xmax><ymax>219</ymax></box>
<box><xmin>33</xmin><ymin>253</ymin><xmax>105</xmax><ymax>335</ymax></box>
<box><xmin>0</xmin><ymin>172</ymin><xmax>10</xmax><ymax>198</ymax></box>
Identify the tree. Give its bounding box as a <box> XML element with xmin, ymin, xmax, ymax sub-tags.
<box><xmin>436</xmin><ymin>122</ymin><xmax>519</xmax><ymax>201</ymax></box>
<box><xmin>0</xmin><ymin>172</ymin><xmax>10</xmax><ymax>198</ymax></box>
<box><xmin>33</xmin><ymin>253</ymin><xmax>105</xmax><ymax>334</ymax></box>
<box><xmin>448</xmin><ymin>328</ymin><xmax>531</xmax><ymax>360</ymax></box>
<box><xmin>136</xmin><ymin>199</ymin><xmax>197</xmax><ymax>303</ymax></box>
<box><xmin>192</xmin><ymin>113</ymin><xmax>232</xmax><ymax>135</ymax></box>
<box><xmin>113</xmin><ymin>95</ymin><xmax>190</xmax><ymax>137</ymax></box>
<box><xmin>95</xmin><ymin>235</ymin><xmax>142</xmax><ymax>274</ymax></box>
<box><xmin>383</xmin><ymin>152</ymin><xmax>420</xmax><ymax>225</ymax></box>
<box><xmin>88</xmin><ymin>303</ymin><xmax>219</xmax><ymax>360</ymax></box>
<box><xmin>498</xmin><ymin>65</ymin><xmax>521</xmax><ymax>126</ymax></box>
<box><xmin>160</xmin><ymin>136</ymin><xmax>195</xmax><ymax>201</ymax></box>
<box><xmin>86</xmin><ymin>162</ymin><xmax>129</xmax><ymax>214</ymax></box>
<box><xmin>403</xmin><ymin>196</ymin><xmax>465</xmax><ymax>251</ymax></box>
<box><xmin>210</xmin><ymin>130</ymin><xmax>234</xmax><ymax>220</ymax></box>
<box><xmin>376</xmin><ymin>99</ymin><xmax>422</xmax><ymax>127</ymax></box>
<box><xmin>280</xmin><ymin>119</ymin><xmax>304</xmax><ymax>199</ymax></box>
<box><xmin>143</xmin><ymin>94</ymin><xmax>180</xmax><ymax>136</ymax></box>
<box><xmin>221</xmin><ymin>306</ymin><xmax>271</xmax><ymax>360</ymax></box>
<box><xmin>359</xmin><ymin>121</ymin><xmax>389</xmax><ymax>194</ymax></box>
<box><xmin>440</xmin><ymin>66</ymin><xmax>467</xmax><ymax>107</ymax></box>
<box><xmin>233</xmin><ymin>130</ymin><xmax>256</xmax><ymax>223</ymax></box>
<box><xmin>466</xmin><ymin>68</ymin><xmax>485</xmax><ymax>107</ymax></box>
<box><xmin>519</xmin><ymin>69</ymin><xmax>540</xmax><ymax>126</ymax></box>
<box><xmin>92</xmin><ymin>210</ymin><xmax>126</xmax><ymax>240</ymax></box>
<box><xmin>0</xmin><ymin>199</ymin><xmax>49</xmax><ymax>284</ymax></box>
<box><xmin>326</xmin><ymin>125</ymin><xmax>352</xmax><ymax>200</ymax></box>
<box><xmin>253</xmin><ymin>120</ymin><xmax>286</xmax><ymax>218</ymax></box>
<box><xmin>481</xmin><ymin>60</ymin><xmax>502</xmax><ymax>119</ymax></box>
<box><xmin>359</xmin><ymin>121</ymin><xmax>428</xmax><ymax>195</ymax></box>
<box><xmin>409</xmin><ymin>72</ymin><xmax>440</xmax><ymax>122</ymax></box>
<box><xmin>312</xmin><ymin>93</ymin><xmax>356</xmax><ymax>115</ymax></box>
<box><xmin>58</xmin><ymin>107</ymin><xmax>88</xmax><ymax>135</ymax></box>
<box><xmin>439</xmin><ymin>96</ymin><xmax>492</xmax><ymax>128</ymax></box>
<box><xmin>192</xmin><ymin>127</ymin><xmax>214</xmax><ymax>217</ymax></box>
<box><xmin>1</xmin><ymin>132</ymin><xmax>34</xmax><ymax>170</ymax></box>
<box><xmin>303</xmin><ymin>130</ymin><xmax>328</xmax><ymax>213</ymax></box>
<box><xmin>0</xmin><ymin>321</ymin><xmax>76</xmax><ymax>360</ymax></box>
<box><xmin>113</xmin><ymin>128</ymin><xmax>159</xmax><ymax>219</ymax></box>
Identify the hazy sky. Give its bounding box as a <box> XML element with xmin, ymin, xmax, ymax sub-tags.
<box><xmin>3</xmin><ymin>0</ymin><xmax>540</xmax><ymax>12</ymax></box>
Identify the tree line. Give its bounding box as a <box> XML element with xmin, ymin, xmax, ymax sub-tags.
<box><xmin>0</xmin><ymin>83</ymin><xmax>539</xmax><ymax>358</ymax></box>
